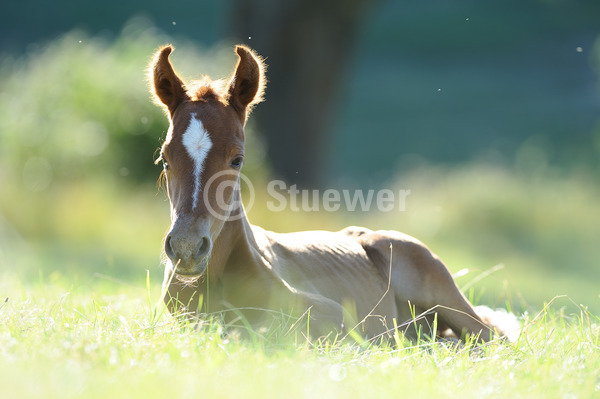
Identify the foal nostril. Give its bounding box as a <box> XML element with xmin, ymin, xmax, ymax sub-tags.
<box><xmin>164</xmin><ymin>235</ymin><xmax>176</xmax><ymax>261</ymax></box>
<box><xmin>195</xmin><ymin>236</ymin><xmax>212</xmax><ymax>259</ymax></box>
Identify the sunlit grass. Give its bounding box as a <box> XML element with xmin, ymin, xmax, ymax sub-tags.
<box><xmin>0</xmin><ymin>274</ymin><xmax>598</xmax><ymax>399</ymax></box>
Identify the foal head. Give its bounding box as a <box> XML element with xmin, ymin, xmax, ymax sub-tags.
<box><xmin>149</xmin><ymin>45</ymin><xmax>265</xmax><ymax>277</ymax></box>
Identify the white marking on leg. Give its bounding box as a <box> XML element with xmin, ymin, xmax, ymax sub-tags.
<box><xmin>182</xmin><ymin>113</ymin><xmax>213</xmax><ymax>209</ymax></box>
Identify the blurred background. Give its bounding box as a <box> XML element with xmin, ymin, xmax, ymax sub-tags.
<box><xmin>0</xmin><ymin>0</ymin><xmax>599</xmax><ymax>314</ymax></box>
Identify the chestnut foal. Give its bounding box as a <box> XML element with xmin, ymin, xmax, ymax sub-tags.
<box><xmin>149</xmin><ymin>44</ymin><xmax>508</xmax><ymax>342</ymax></box>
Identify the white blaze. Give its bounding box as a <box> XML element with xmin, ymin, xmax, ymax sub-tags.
<box><xmin>181</xmin><ymin>114</ymin><xmax>213</xmax><ymax>209</ymax></box>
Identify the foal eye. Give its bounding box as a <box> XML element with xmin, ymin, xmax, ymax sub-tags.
<box><xmin>230</xmin><ymin>156</ymin><xmax>244</xmax><ymax>169</ymax></box>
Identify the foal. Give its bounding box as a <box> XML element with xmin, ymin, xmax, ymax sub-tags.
<box><xmin>149</xmin><ymin>44</ymin><xmax>511</xmax><ymax>342</ymax></box>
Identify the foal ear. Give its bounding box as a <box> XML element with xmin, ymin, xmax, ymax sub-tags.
<box><xmin>225</xmin><ymin>45</ymin><xmax>266</xmax><ymax>120</ymax></box>
<box><xmin>149</xmin><ymin>45</ymin><xmax>188</xmax><ymax>115</ymax></box>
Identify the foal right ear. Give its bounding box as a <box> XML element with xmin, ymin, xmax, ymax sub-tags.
<box><xmin>149</xmin><ymin>45</ymin><xmax>188</xmax><ymax>115</ymax></box>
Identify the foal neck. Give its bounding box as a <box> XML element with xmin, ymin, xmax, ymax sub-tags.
<box><xmin>208</xmin><ymin>203</ymin><xmax>265</xmax><ymax>282</ymax></box>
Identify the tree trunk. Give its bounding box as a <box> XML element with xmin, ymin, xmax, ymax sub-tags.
<box><xmin>229</xmin><ymin>0</ymin><xmax>376</xmax><ymax>188</ymax></box>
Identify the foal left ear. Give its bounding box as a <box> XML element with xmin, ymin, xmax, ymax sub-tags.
<box><xmin>225</xmin><ymin>45</ymin><xmax>266</xmax><ymax>121</ymax></box>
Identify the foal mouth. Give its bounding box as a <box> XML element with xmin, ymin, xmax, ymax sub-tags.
<box><xmin>173</xmin><ymin>257</ymin><xmax>209</xmax><ymax>279</ymax></box>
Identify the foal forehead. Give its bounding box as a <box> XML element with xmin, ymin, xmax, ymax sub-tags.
<box><xmin>168</xmin><ymin>101</ymin><xmax>243</xmax><ymax>146</ymax></box>
<box><xmin>181</xmin><ymin>115</ymin><xmax>212</xmax><ymax>160</ymax></box>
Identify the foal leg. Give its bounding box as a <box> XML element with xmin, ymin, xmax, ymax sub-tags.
<box><xmin>284</xmin><ymin>290</ymin><xmax>346</xmax><ymax>339</ymax></box>
<box><xmin>423</xmin><ymin>268</ymin><xmax>495</xmax><ymax>342</ymax></box>
<box><xmin>359</xmin><ymin>231</ymin><xmax>495</xmax><ymax>342</ymax></box>
<box><xmin>394</xmin><ymin>243</ymin><xmax>495</xmax><ymax>342</ymax></box>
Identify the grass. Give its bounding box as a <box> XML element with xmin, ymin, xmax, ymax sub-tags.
<box><xmin>0</xmin><ymin>274</ymin><xmax>598</xmax><ymax>399</ymax></box>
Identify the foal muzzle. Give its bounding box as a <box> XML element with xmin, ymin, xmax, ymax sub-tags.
<box><xmin>164</xmin><ymin>220</ymin><xmax>213</xmax><ymax>276</ymax></box>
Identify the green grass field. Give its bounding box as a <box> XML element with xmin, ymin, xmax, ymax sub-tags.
<box><xmin>0</xmin><ymin>273</ymin><xmax>598</xmax><ymax>399</ymax></box>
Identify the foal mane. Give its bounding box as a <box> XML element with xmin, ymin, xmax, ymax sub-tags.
<box><xmin>186</xmin><ymin>77</ymin><xmax>227</xmax><ymax>103</ymax></box>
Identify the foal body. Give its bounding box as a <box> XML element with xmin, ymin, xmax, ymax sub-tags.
<box><xmin>150</xmin><ymin>45</ymin><xmax>504</xmax><ymax>342</ymax></box>
<box><xmin>166</xmin><ymin>217</ymin><xmax>492</xmax><ymax>340</ymax></box>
